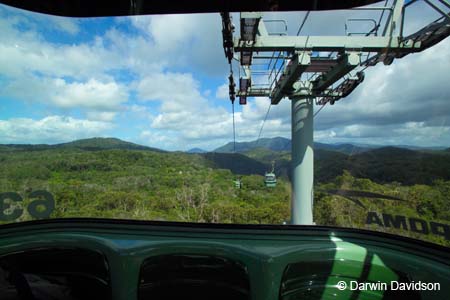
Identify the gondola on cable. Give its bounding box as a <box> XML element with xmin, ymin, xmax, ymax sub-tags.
<box><xmin>234</xmin><ymin>177</ymin><xmax>242</xmax><ymax>189</ymax></box>
<box><xmin>264</xmin><ymin>161</ymin><xmax>277</xmax><ymax>187</ymax></box>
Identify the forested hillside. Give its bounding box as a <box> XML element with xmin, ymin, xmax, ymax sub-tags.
<box><xmin>244</xmin><ymin>147</ymin><xmax>450</xmax><ymax>185</ymax></box>
<box><xmin>0</xmin><ymin>138</ymin><xmax>449</xmax><ymax>247</ymax></box>
<box><xmin>0</xmin><ymin>147</ymin><xmax>291</xmax><ymax>224</ymax></box>
<box><xmin>1</xmin><ymin>137</ymin><xmax>163</xmax><ymax>152</ymax></box>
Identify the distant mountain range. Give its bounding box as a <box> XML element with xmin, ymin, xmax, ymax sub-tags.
<box><xmin>214</xmin><ymin>137</ymin><xmax>291</xmax><ymax>153</ymax></box>
<box><xmin>2</xmin><ymin>137</ymin><xmax>449</xmax><ymax>185</ymax></box>
<box><xmin>213</xmin><ymin>137</ymin><xmax>447</xmax><ymax>155</ymax></box>
<box><xmin>2</xmin><ymin>136</ymin><xmax>446</xmax><ymax>155</ymax></box>
<box><xmin>214</xmin><ymin>137</ymin><xmax>374</xmax><ymax>155</ymax></box>
<box><xmin>0</xmin><ymin>137</ymin><xmax>164</xmax><ymax>152</ymax></box>
<box><xmin>211</xmin><ymin>137</ymin><xmax>450</xmax><ymax>185</ymax></box>
<box><xmin>187</xmin><ymin>148</ymin><xmax>207</xmax><ymax>153</ymax></box>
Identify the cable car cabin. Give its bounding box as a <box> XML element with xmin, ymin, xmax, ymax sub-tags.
<box><xmin>264</xmin><ymin>172</ymin><xmax>277</xmax><ymax>187</ymax></box>
<box><xmin>234</xmin><ymin>178</ymin><xmax>242</xmax><ymax>189</ymax></box>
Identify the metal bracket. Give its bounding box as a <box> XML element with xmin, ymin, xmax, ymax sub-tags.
<box><xmin>312</xmin><ymin>52</ymin><xmax>360</xmax><ymax>91</ymax></box>
<box><xmin>270</xmin><ymin>51</ymin><xmax>311</xmax><ymax>104</ymax></box>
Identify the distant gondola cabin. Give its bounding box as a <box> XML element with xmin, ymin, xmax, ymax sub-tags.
<box><xmin>264</xmin><ymin>172</ymin><xmax>277</xmax><ymax>187</ymax></box>
<box><xmin>234</xmin><ymin>178</ymin><xmax>242</xmax><ymax>189</ymax></box>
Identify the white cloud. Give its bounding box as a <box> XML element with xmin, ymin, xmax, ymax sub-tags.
<box><xmin>134</xmin><ymin>71</ymin><xmax>238</xmax><ymax>149</ymax></box>
<box><xmin>314</xmin><ymin>122</ymin><xmax>450</xmax><ymax>147</ymax></box>
<box><xmin>5</xmin><ymin>77</ymin><xmax>128</xmax><ymax>112</ymax></box>
<box><xmin>129</xmin><ymin>13</ymin><xmax>228</xmax><ymax>76</ymax></box>
<box><xmin>139</xmin><ymin>15</ymin><xmax>198</xmax><ymax>51</ymax></box>
<box><xmin>137</xmin><ymin>72</ymin><xmax>201</xmax><ymax>108</ymax></box>
<box><xmin>0</xmin><ymin>4</ymin><xmax>80</xmax><ymax>35</ymax></box>
<box><xmin>85</xmin><ymin>111</ymin><xmax>117</xmax><ymax>122</ymax></box>
<box><xmin>0</xmin><ymin>116</ymin><xmax>112</xmax><ymax>144</ymax></box>
<box><xmin>49</xmin><ymin>17</ymin><xmax>80</xmax><ymax>35</ymax></box>
<box><xmin>51</xmin><ymin>79</ymin><xmax>127</xmax><ymax>110</ymax></box>
<box><xmin>102</xmin><ymin>28</ymin><xmax>166</xmax><ymax>75</ymax></box>
<box><xmin>241</xmin><ymin>98</ymin><xmax>272</xmax><ymax>121</ymax></box>
<box><xmin>0</xmin><ymin>13</ymin><xmax>146</xmax><ymax>81</ymax></box>
<box><xmin>215</xmin><ymin>83</ymin><xmax>229</xmax><ymax>100</ymax></box>
<box><xmin>139</xmin><ymin>130</ymin><xmax>177</xmax><ymax>150</ymax></box>
<box><xmin>134</xmin><ymin>71</ymin><xmax>292</xmax><ymax>150</ymax></box>
<box><xmin>126</xmin><ymin>104</ymin><xmax>154</xmax><ymax>120</ymax></box>
<box><xmin>0</xmin><ymin>29</ymin><xmax>117</xmax><ymax>80</ymax></box>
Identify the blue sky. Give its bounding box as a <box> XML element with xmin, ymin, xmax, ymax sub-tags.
<box><xmin>0</xmin><ymin>2</ymin><xmax>449</xmax><ymax>151</ymax></box>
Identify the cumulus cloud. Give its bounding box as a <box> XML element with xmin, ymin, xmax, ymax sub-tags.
<box><xmin>137</xmin><ymin>72</ymin><xmax>201</xmax><ymax>106</ymax></box>
<box><xmin>0</xmin><ymin>21</ymin><xmax>117</xmax><ymax>80</ymax></box>
<box><xmin>139</xmin><ymin>130</ymin><xmax>179</xmax><ymax>150</ymax></box>
<box><xmin>4</xmin><ymin>77</ymin><xmax>128</xmax><ymax>112</ymax></box>
<box><xmin>0</xmin><ymin>9</ymin><xmax>164</xmax><ymax>81</ymax></box>
<box><xmin>48</xmin><ymin>17</ymin><xmax>80</xmax><ymax>35</ymax></box>
<box><xmin>315</xmin><ymin>122</ymin><xmax>450</xmax><ymax>146</ymax></box>
<box><xmin>0</xmin><ymin>3</ymin><xmax>80</xmax><ymax>35</ymax></box>
<box><xmin>51</xmin><ymin>79</ymin><xmax>127</xmax><ymax>110</ymax></box>
<box><xmin>129</xmin><ymin>13</ymin><xmax>228</xmax><ymax>76</ymax></box>
<box><xmin>85</xmin><ymin>112</ymin><xmax>118</xmax><ymax>122</ymax></box>
<box><xmin>136</xmin><ymin>71</ymin><xmax>234</xmax><ymax>148</ymax></box>
<box><xmin>135</xmin><ymin>71</ymin><xmax>293</xmax><ymax>150</ymax></box>
<box><xmin>0</xmin><ymin>116</ymin><xmax>112</xmax><ymax>144</ymax></box>
<box><xmin>215</xmin><ymin>83</ymin><xmax>229</xmax><ymax>100</ymax></box>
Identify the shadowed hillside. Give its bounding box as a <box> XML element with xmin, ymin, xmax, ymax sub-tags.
<box><xmin>214</xmin><ymin>137</ymin><xmax>291</xmax><ymax>153</ymax></box>
<box><xmin>242</xmin><ymin>146</ymin><xmax>450</xmax><ymax>185</ymax></box>
<box><xmin>348</xmin><ymin>147</ymin><xmax>450</xmax><ymax>185</ymax></box>
<box><xmin>201</xmin><ymin>152</ymin><xmax>268</xmax><ymax>175</ymax></box>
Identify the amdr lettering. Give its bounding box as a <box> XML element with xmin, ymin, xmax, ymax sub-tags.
<box><xmin>366</xmin><ymin>212</ymin><xmax>450</xmax><ymax>241</ymax></box>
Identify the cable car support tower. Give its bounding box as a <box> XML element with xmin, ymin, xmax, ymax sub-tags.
<box><xmin>221</xmin><ymin>0</ymin><xmax>450</xmax><ymax>225</ymax></box>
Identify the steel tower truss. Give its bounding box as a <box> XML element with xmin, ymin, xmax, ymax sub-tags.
<box><xmin>221</xmin><ymin>0</ymin><xmax>450</xmax><ymax>225</ymax></box>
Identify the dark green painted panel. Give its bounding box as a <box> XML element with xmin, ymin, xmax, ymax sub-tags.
<box><xmin>0</xmin><ymin>219</ymin><xmax>448</xmax><ymax>300</ymax></box>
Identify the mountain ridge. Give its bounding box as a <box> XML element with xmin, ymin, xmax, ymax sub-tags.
<box><xmin>214</xmin><ymin>137</ymin><xmax>371</xmax><ymax>155</ymax></box>
<box><xmin>214</xmin><ymin>137</ymin><xmax>448</xmax><ymax>155</ymax></box>
<box><xmin>187</xmin><ymin>148</ymin><xmax>207</xmax><ymax>153</ymax></box>
<box><xmin>0</xmin><ymin>137</ymin><xmax>164</xmax><ymax>152</ymax></box>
